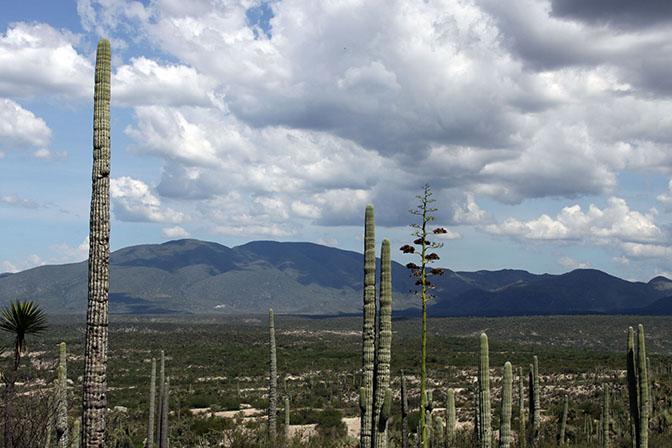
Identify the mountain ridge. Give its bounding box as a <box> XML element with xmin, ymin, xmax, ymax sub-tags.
<box><xmin>0</xmin><ymin>238</ymin><xmax>669</xmax><ymax>316</ymax></box>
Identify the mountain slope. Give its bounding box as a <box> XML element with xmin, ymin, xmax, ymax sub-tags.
<box><xmin>0</xmin><ymin>239</ymin><xmax>668</xmax><ymax>315</ymax></box>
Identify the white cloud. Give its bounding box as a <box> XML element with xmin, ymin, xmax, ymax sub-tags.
<box><xmin>51</xmin><ymin>237</ymin><xmax>89</xmax><ymax>263</ymax></box>
<box><xmin>162</xmin><ymin>226</ymin><xmax>190</xmax><ymax>238</ymax></box>
<box><xmin>487</xmin><ymin>197</ymin><xmax>663</xmax><ymax>243</ymax></box>
<box><xmin>657</xmin><ymin>179</ymin><xmax>672</xmax><ymax>211</ymax></box>
<box><xmin>0</xmin><ymin>23</ymin><xmax>92</xmax><ymax>98</ymax></box>
<box><xmin>0</xmin><ymin>193</ymin><xmax>40</xmax><ymax>209</ymax></box>
<box><xmin>558</xmin><ymin>256</ymin><xmax>591</xmax><ymax>270</ymax></box>
<box><xmin>110</xmin><ymin>176</ymin><xmax>185</xmax><ymax>223</ymax></box>
<box><xmin>114</xmin><ymin>57</ymin><xmax>218</xmax><ymax>107</ymax></box>
<box><xmin>0</xmin><ymin>98</ymin><xmax>51</xmax><ymax>154</ymax></box>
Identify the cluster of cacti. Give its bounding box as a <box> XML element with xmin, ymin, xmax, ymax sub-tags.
<box><xmin>359</xmin><ymin>205</ymin><xmax>394</xmax><ymax>448</ymax></box>
<box><xmin>627</xmin><ymin>324</ymin><xmax>650</xmax><ymax>448</ymax></box>
<box><xmin>477</xmin><ymin>333</ymin><xmax>491</xmax><ymax>448</ymax></box>
<box><xmin>145</xmin><ymin>351</ymin><xmax>169</xmax><ymax>447</ymax></box>
<box><xmin>82</xmin><ymin>37</ymin><xmax>112</xmax><ymax>447</ymax></box>
<box><xmin>269</xmin><ymin>308</ymin><xmax>278</xmax><ymax>442</ymax></box>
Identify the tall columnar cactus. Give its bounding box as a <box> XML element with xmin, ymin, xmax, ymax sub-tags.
<box><xmin>56</xmin><ymin>342</ymin><xmax>68</xmax><ymax>448</ymax></box>
<box><xmin>627</xmin><ymin>325</ymin><xmax>650</xmax><ymax>448</ymax></box>
<box><xmin>72</xmin><ymin>418</ymin><xmax>81</xmax><ymax>448</ymax></box>
<box><xmin>160</xmin><ymin>377</ymin><xmax>170</xmax><ymax>448</ymax></box>
<box><xmin>284</xmin><ymin>396</ymin><xmax>290</xmax><ymax>441</ymax></box>
<box><xmin>269</xmin><ymin>309</ymin><xmax>278</xmax><ymax>442</ymax></box>
<box><xmin>373</xmin><ymin>239</ymin><xmax>393</xmax><ymax>448</ymax></box>
<box><xmin>360</xmin><ymin>204</ymin><xmax>376</xmax><ymax>448</ymax></box>
<box><xmin>445</xmin><ymin>388</ymin><xmax>456</xmax><ymax>445</ymax></box>
<box><xmin>478</xmin><ymin>333</ymin><xmax>491</xmax><ymax>448</ymax></box>
<box><xmin>147</xmin><ymin>358</ymin><xmax>156</xmax><ymax>448</ymax></box>
<box><xmin>518</xmin><ymin>367</ymin><xmax>526</xmax><ymax>448</ymax></box>
<box><xmin>82</xmin><ymin>38</ymin><xmax>111</xmax><ymax>447</ymax></box>
<box><xmin>602</xmin><ymin>384</ymin><xmax>610</xmax><ymax>448</ymax></box>
<box><xmin>499</xmin><ymin>362</ymin><xmax>512</xmax><ymax>448</ymax></box>
<box><xmin>157</xmin><ymin>350</ymin><xmax>165</xmax><ymax>446</ymax></box>
<box><xmin>559</xmin><ymin>395</ymin><xmax>568</xmax><ymax>446</ymax></box>
<box><xmin>401</xmin><ymin>371</ymin><xmax>409</xmax><ymax>448</ymax></box>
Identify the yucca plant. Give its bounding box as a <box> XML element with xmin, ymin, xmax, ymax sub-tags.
<box><xmin>0</xmin><ymin>300</ymin><xmax>47</xmax><ymax>447</ymax></box>
<box><xmin>0</xmin><ymin>300</ymin><xmax>47</xmax><ymax>371</ymax></box>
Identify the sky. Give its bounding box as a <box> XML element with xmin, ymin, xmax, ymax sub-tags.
<box><xmin>1</xmin><ymin>0</ymin><xmax>671</xmax><ymax>281</ymax></box>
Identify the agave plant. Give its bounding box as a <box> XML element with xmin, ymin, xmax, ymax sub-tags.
<box><xmin>0</xmin><ymin>300</ymin><xmax>47</xmax><ymax>371</ymax></box>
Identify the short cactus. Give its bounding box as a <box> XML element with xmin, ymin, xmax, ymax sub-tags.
<box><xmin>602</xmin><ymin>384</ymin><xmax>610</xmax><ymax>448</ymax></box>
<box><xmin>147</xmin><ymin>358</ymin><xmax>156</xmax><ymax>448</ymax></box>
<box><xmin>518</xmin><ymin>367</ymin><xmax>526</xmax><ymax>448</ymax></box>
<box><xmin>55</xmin><ymin>342</ymin><xmax>68</xmax><ymax>448</ymax></box>
<box><xmin>445</xmin><ymin>388</ymin><xmax>456</xmax><ymax>444</ymax></box>
<box><xmin>268</xmin><ymin>309</ymin><xmax>277</xmax><ymax>442</ymax></box>
<box><xmin>559</xmin><ymin>395</ymin><xmax>568</xmax><ymax>446</ymax></box>
<box><xmin>401</xmin><ymin>371</ymin><xmax>409</xmax><ymax>448</ymax></box>
<box><xmin>627</xmin><ymin>325</ymin><xmax>650</xmax><ymax>448</ymax></box>
<box><xmin>499</xmin><ymin>362</ymin><xmax>512</xmax><ymax>448</ymax></box>
<box><xmin>478</xmin><ymin>333</ymin><xmax>491</xmax><ymax>448</ymax></box>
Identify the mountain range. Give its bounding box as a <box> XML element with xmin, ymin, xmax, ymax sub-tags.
<box><xmin>0</xmin><ymin>239</ymin><xmax>671</xmax><ymax>316</ymax></box>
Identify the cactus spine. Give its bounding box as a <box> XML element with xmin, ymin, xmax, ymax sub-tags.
<box><xmin>269</xmin><ymin>309</ymin><xmax>278</xmax><ymax>442</ymax></box>
<box><xmin>559</xmin><ymin>395</ymin><xmax>568</xmax><ymax>446</ymax></box>
<box><xmin>372</xmin><ymin>239</ymin><xmax>393</xmax><ymax>448</ymax></box>
<box><xmin>82</xmin><ymin>38</ymin><xmax>111</xmax><ymax>447</ymax></box>
<box><xmin>445</xmin><ymin>388</ymin><xmax>456</xmax><ymax>445</ymax></box>
<box><xmin>360</xmin><ymin>204</ymin><xmax>376</xmax><ymax>448</ymax></box>
<box><xmin>518</xmin><ymin>367</ymin><xmax>526</xmax><ymax>448</ymax></box>
<box><xmin>401</xmin><ymin>371</ymin><xmax>409</xmax><ymax>448</ymax></box>
<box><xmin>627</xmin><ymin>325</ymin><xmax>650</xmax><ymax>448</ymax></box>
<box><xmin>499</xmin><ymin>362</ymin><xmax>512</xmax><ymax>448</ymax></box>
<box><xmin>147</xmin><ymin>358</ymin><xmax>156</xmax><ymax>448</ymax></box>
<box><xmin>55</xmin><ymin>342</ymin><xmax>68</xmax><ymax>448</ymax></box>
<box><xmin>478</xmin><ymin>333</ymin><xmax>491</xmax><ymax>448</ymax></box>
<box><xmin>602</xmin><ymin>384</ymin><xmax>610</xmax><ymax>448</ymax></box>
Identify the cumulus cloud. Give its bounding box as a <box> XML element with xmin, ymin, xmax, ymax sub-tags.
<box><xmin>162</xmin><ymin>226</ymin><xmax>190</xmax><ymax>238</ymax></box>
<box><xmin>657</xmin><ymin>180</ymin><xmax>672</xmax><ymax>211</ymax></box>
<box><xmin>486</xmin><ymin>197</ymin><xmax>663</xmax><ymax>244</ymax></box>
<box><xmin>0</xmin><ymin>23</ymin><xmax>92</xmax><ymax>98</ymax></box>
<box><xmin>0</xmin><ymin>98</ymin><xmax>51</xmax><ymax>154</ymax></box>
<box><xmin>558</xmin><ymin>256</ymin><xmax>591</xmax><ymax>270</ymax></box>
<box><xmin>0</xmin><ymin>193</ymin><xmax>40</xmax><ymax>209</ymax></box>
<box><xmin>110</xmin><ymin>176</ymin><xmax>185</xmax><ymax>223</ymax></box>
<box><xmin>114</xmin><ymin>57</ymin><xmax>218</xmax><ymax>107</ymax></box>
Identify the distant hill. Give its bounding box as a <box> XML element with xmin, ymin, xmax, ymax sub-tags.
<box><xmin>0</xmin><ymin>239</ymin><xmax>669</xmax><ymax>315</ymax></box>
